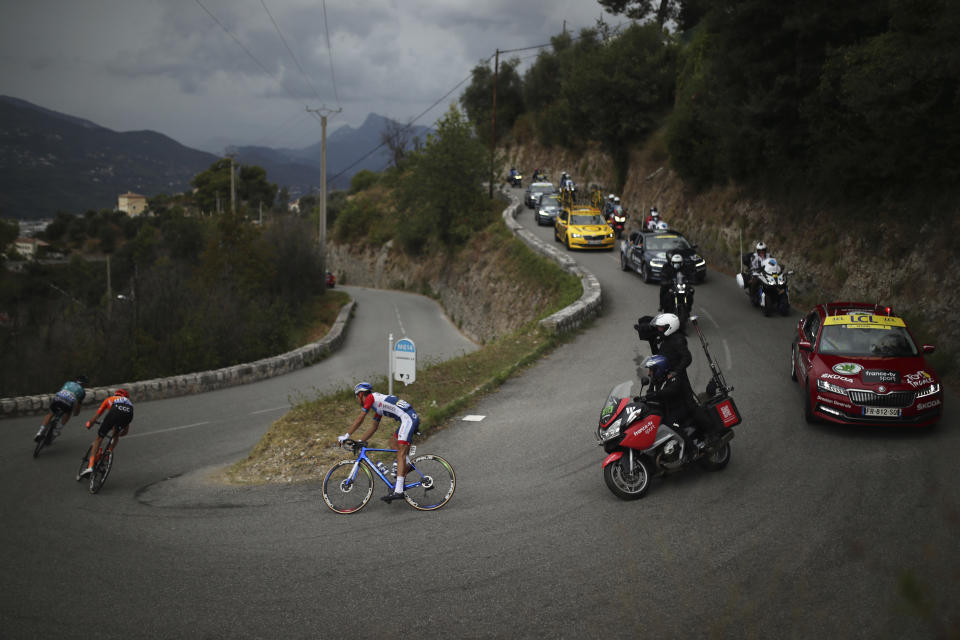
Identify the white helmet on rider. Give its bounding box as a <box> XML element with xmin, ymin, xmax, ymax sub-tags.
<box><xmin>756</xmin><ymin>241</ymin><xmax>768</xmax><ymax>256</ymax></box>
<box><xmin>651</xmin><ymin>208</ymin><xmax>659</xmax><ymax>219</ymax></box>
<box><xmin>670</xmin><ymin>253</ymin><xmax>683</xmax><ymax>270</ymax></box>
<box><xmin>653</xmin><ymin>313</ymin><xmax>681</xmax><ymax>337</ymax></box>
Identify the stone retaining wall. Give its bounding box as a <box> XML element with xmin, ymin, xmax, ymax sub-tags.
<box><xmin>0</xmin><ymin>301</ymin><xmax>355</xmax><ymax>418</ymax></box>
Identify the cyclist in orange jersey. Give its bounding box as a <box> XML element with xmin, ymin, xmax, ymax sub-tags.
<box><xmin>79</xmin><ymin>389</ymin><xmax>134</xmax><ymax>478</ymax></box>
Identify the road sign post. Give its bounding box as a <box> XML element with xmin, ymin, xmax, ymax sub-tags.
<box><xmin>392</xmin><ymin>337</ymin><xmax>416</xmax><ymax>387</ymax></box>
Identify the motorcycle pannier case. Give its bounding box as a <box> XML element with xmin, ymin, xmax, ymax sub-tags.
<box><xmin>707</xmin><ymin>394</ymin><xmax>741</xmax><ymax>430</ymax></box>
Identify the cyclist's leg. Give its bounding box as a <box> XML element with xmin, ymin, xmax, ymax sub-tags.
<box><xmin>393</xmin><ymin>415</ymin><xmax>419</xmax><ymax>494</ymax></box>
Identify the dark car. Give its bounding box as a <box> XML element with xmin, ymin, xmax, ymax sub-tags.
<box><xmin>524</xmin><ymin>182</ymin><xmax>555</xmax><ymax>209</ymax></box>
<box><xmin>619</xmin><ymin>229</ymin><xmax>707</xmax><ymax>283</ymax></box>
<box><xmin>790</xmin><ymin>302</ymin><xmax>942</xmax><ymax>427</ymax></box>
<box><xmin>535</xmin><ymin>193</ymin><xmax>562</xmax><ymax>225</ymax></box>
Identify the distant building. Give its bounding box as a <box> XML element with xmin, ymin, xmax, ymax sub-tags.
<box><xmin>14</xmin><ymin>237</ymin><xmax>48</xmax><ymax>259</ymax></box>
<box><xmin>117</xmin><ymin>192</ymin><xmax>147</xmax><ymax>216</ymax></box>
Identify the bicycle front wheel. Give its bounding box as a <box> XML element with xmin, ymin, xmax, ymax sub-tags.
<box><xmin>89</xmin><ymin>450</ymin><xmax>112</xmax><ymax>494</ymax></box>
<box><xmin>322</xmin><ymin>460</ymin><xmax>374</xmax><ymax>514</ymax></box>
<box><xmin>404</xmin><ymin>455</ymin><xmax>456</xmax><ymax>511</ymax></box>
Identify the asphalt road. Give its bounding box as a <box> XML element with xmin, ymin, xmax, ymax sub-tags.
<box><xmin>2</xmin><ymin>199</ymin><xmax>957</xmax><ymax>639</ymax></box>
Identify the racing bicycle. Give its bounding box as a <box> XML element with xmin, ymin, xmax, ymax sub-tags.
<box><xmin>322</xmin><ymin>439</ymin><xmax>456</xmax><ymax>514</ymax></box>
<box><xmin>76</xmin><ymin>421</ymin><xmax>119</xmax><ymax>494</ymax></box>
<box><xmin>33</xmin><ymin>406</ymin><xmax>67</xmax><ymax>458</ymax></box>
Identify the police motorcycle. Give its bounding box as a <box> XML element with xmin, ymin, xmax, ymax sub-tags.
<box><xmin>665</xmin><ymin>269</ymin><xmax>694</xmax><ymax>325</ymax></box>
<box><xmin>596</xmin><ymin>317</ymin><xmax>741</xmax><ymax>500</ymax></box>
<box><xmin>736</xmin><ymin>257</ymin><xmax>793</xmax><ymax>316</ymax></box>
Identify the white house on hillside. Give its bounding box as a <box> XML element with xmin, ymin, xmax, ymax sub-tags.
<box><xmin>117</xmin><ymin>192</ymin><xmax>147</xmax><ymax>216</ymax></box>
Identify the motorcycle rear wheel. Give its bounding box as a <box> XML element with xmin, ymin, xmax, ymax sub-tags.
<box><xmin>698</xmin><ymin>442</ymin><xmax>731</xmax><ymax>471</ymax></box>
<box><xmin>603</xmin><ymin>454</ymin><xmax>651</xmax><ymax>500</ymax></box>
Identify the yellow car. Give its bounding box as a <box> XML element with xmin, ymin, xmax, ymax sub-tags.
<box><xmin>554</xmin><ymin>206</ymin><xmax>616</xmax><ymax>250</ymax></box>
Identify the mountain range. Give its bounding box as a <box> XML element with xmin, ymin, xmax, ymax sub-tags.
<box><xmin>0</xmin><ymin>96</ymin><xmax>430</xmax><ymax>220</ymax></box>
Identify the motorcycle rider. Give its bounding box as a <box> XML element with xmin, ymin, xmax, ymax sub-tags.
<box><xmin>742</xmin><ymin>241</ymin><xmax>770</xmax><ymax>303</ymax></box>
<box><xmin>658</xmin><ymin>253</ymin><xmax>686</xmax><ymax>313</ymax></box>
<box><xmin>641</xmin><ymin>354</ymin><xmax>715</xmax><ymax>455</ymax></box>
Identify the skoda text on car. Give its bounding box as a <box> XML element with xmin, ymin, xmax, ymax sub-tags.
<box><xmin>791</xmin><ymin>302</ymin><xmax>943</xmax><ymax>427</ymax></box>
<box><xmin>553</xmin><ymin>205</ymin><xmax>616</xmax><ymax>250</ymax></box>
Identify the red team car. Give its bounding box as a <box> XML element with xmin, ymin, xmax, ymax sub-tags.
<box><xmin>791</xmin><ymin>302</ymin><xmax>943</xmax><ymax>426</ymax></box>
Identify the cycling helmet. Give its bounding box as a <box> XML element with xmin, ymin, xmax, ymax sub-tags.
<box><xmin>353</xmin><ymin>382</ymin><xmax>373</xmax><ymax>397</ymax></box>
<box><xmin>670</xmin><ymin>254</ymin><xmax>683</xmax><ymax>269</ymax></box>
<box><xmin>75</xmin><ymin>374</ymin><xmax>89</xmax><ymax>385</ymax></box>
<box><xmin>114</xmin><ymin>388</ymin><xmax>129</xmax><ymax>398</ymax></box>
<box><xmin>653</xmin><ymin>313</ymin><xmax>681</xmax><ymax>337</ymax></box>
<box><xmin>641</xmin><ymin>354</ymin><xmax>670</xmax><ymax>380</ymax></box>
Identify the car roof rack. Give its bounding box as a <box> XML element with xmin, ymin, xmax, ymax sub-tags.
<box><xmin>823</xmin><ymin>301</ymin><xmax>897</xmax><ymax>317</ymax></box>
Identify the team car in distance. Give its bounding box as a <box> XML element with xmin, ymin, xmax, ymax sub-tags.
<box><xmin>525</xmin><ymin>181</ymin><xmax>555</xmax><ymax>209</ymax></box>
<box><xmin>791</xmin><ymin>302</ymin><xmax>942</xmax><ymax>427</ymax></box>
<box><xmin>554</xmin><ymin>205</ymin><xmax>615</xmax><ymax>250</ymax></box>
<box><xmin>535</xmin><ymin>193</ymin><xmax>562</xmax><ymax>226</ymax></box>
<box><xmin>619</xmin><ymin>229</ymin><xmax>707</xmax><ymax>283</ymax></box>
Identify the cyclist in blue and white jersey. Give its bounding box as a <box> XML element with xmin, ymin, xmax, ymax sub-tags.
<box><xmin>338</xmin><ymin>382</ymin><xmax>420</xmax><ymax>503</ymax></box>
<box><xmin>35</xmin><ymin>375</ymin><xmax>88</xmax><ymax>441</ymax></box>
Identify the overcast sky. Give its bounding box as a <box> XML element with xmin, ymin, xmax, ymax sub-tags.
<box><xmin>0</xmin><ymin>0</ymin><xmax>630</xmax><ymax>154</ymax></box>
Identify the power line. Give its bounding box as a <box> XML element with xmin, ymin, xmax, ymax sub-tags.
<box><xmin>321</xmin><ymin>0</ymin><xmax>341</xmax><ymax>107</ymax></box>
<box><xmin>194</xmin><ymin>0</ymin><xmax>305</xmax><ymax>102</ymax></box>
<box><xmin>259</xmin><ymin>0</ymin><xmax>323</xmax><ymax>102</ymax></box>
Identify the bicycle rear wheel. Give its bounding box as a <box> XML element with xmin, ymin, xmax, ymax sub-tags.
<box><xmin>89</xmin><ymin>450</ymin><xmax>112</xmax><ymax>494</ymax></box>
<box><xmin>403</xmin><ymin>455</ymin><xmax>456</xmax><ymax>511</ymax></box>
<box><xmin>322</xmin><ymin>460</ymin><xmax>374</xmax><ymax>514</ymax></box>
<box><xmin>33</xmin><ymin>415</ymin><xmax>59</xmax><ymax>458</ymax></box>
<box><xmin>77</xmin><ymin>446</ymin><xmax>93</xmax><ymax>481</ymax></box>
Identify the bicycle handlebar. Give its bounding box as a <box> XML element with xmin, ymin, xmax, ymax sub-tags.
<box><xmin>339</xmin><ymin>438</ymin><xmax>367</xmax><ymax>454</ymax></box>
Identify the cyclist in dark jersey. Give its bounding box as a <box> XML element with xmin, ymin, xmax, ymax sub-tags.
<box><xmin>34</xmin><ymin>375</ymin><xmax>88</xmax><ymax>441</ymax></box>
<box><xmin>79</xmin><ymin>389</ymin><xmax>134</xmax><ymax>478</ymax></box>
<box><xmin>337</xmin><ymin>382</ymin><xmax>420</xmax><ymax>503</ymax></box>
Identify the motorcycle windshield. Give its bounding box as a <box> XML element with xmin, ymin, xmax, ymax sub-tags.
<box><xmin>599</xmin><ymin>381</ymin><xmax>635</xmax><ymax>427</ymax></box>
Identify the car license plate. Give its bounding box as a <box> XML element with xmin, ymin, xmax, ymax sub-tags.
<box><xmin>588</xmin><ymin>239</ymin><xmax>601</xmax><ymax>245</ymax></box>
<box><xmin>863</xmin><ymin>407</ymin><xmax>901</xmax><ymax>417</ymax></box>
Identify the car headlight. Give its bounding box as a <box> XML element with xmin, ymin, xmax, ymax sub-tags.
<box><xmin>650</xmin><ymin>260</ymin><xmax>665</xmax><ymax>268</ymax></box>
<box><xmin>917</xmin><ymin>382</ymin><xmax>941</xmax><ymax>398</ymax></box>
<box><xmin>607</xmin><ymin>232</ymin><xmax>615</xmax><ymax>238</ymax></box>
<box><xmin>600</xmin><ymin>420</ymin><xmax>622</xmax><ymax>441</ymax></box>
<box><xmin>571</xmin><ymin>232</ymin><xmax>582</xmax><ymax>238</ymax></box>
<box><xmin>817</xmin><ymin>379</ymin><xmax>847</xmax><ymax>395</ymax></box>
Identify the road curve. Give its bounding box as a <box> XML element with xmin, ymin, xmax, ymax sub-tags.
<box><xmin>2</xmin><ymin>200</ymin><xmax>958</xmax><ymax>639</ymax></box>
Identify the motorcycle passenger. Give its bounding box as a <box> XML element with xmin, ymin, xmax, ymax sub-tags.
<box><xmin>644</xmin><ymin>207</ymin><xmax>661</xmax><ymax>230</ymax></box>
<box><xmin>35</xmin><ymin>375</ymin><xmax>88</xmax><ymax>441</ymax></box>
<box><xmin>742</xmin><ymin>241</ymin><xmax>770</xmax><ymax>303</ymax></box>
<box><xmin>338</xmin><ymin>382</ymin><xmax>421</xmax><ymax>503</ymax></box>
<box><xmin>641</xmin><ymin>354</ymin><xmax>714</xmax><ymax>455</ymax></box>
<box><xmin>79</xmin><ymin>389</ymin><xmax>134</xmax><ymax>478</ymax></box>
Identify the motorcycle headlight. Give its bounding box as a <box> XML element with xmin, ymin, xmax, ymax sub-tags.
<box><xmin>817</xmin><ymin>379</ymin><xmax>847</xmax><ymax>395</ymax></box>
<box><xmin>917</xmin><ymin>382</ymin><xmax>941</xmax><ymax>398</ymax></box>
<box><xmin>615</xmin><ymin>216</ymin><xmax>625</xmax><ymax>222</ymax></box>
<box><xmin>600</xmin><ymin>420</ymin><xmax>622</xmax><ymax>441</ymax></box>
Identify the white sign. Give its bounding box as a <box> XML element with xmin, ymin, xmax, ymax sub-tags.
<box><xmin>393</xmin><ymin>338</ymin><xmax>416</xmax><ymax>385</ymax></box>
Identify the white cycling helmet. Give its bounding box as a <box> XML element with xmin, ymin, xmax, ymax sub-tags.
<box><xmin>653</xmin><ymin>313</ymin><xmax>680</xmax><ymax>337</ymax></box>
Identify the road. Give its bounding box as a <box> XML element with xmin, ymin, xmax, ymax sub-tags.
<box><xmin>2</xmin><ymin>198</ymin><xmax>957</xmax><ymax>639</ymax></box>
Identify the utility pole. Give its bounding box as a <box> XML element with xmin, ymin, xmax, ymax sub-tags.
<box><xmin>306</xmin><ymin>105</ymin><xmax>342</xmax><ymax>259</ymax></box>
<box><xmin>229</xmin><ymin>155</ymin><xmax>236</xmax><ymax>215</ymax></box>
<box><xmin>489</xmin><ymin>48</ymin><xmax>499</xmax><ymax>200</ymax></box>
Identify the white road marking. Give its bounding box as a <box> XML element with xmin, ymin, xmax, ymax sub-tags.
<box><xmin>699</xmin><ymin>306</ymin><xmax>721</xmax><ymax>328</ymax></box>
<box><xmin>251</xmin><ymin>406</ymin><xmax>289</xmax><ymax>415</ymax></box>
<box><xmin>127</xmin><ymin>421</ymin><xmax>211</xmax><ymax>439</ymax></box>
<box><xmin>723</xmin><ymin>339</ymin><xmax>732</xmax><ymax>370</ymax></box>
<box><xmin>462</xmin><ymin>415</ymin><xmax>486</xmax><ymax>422</ymax></box>
<box><xmin>394</xmin><ymin>304</ymin><xmax>407</xmax><ymax>336</ymax></box>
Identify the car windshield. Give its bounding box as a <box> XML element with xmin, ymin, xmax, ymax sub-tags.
<box><xmin>540</xmin><ymin>195</ymin><xmax>561</xmax><ymax>209</ymax></box>
<box><xmin>819</xmin><ymin>325</ymin><xmax>919</xmax><ymax>357</ymax></box>
<box><xmin>530</xmin><ymin>182</ymin><xmax>553</xmax><ymax>193</ymax></box>
<box><xmin>571</xmin><ymin>214</ymin><xmax>606</xmax><ymax>225</ymax></box>
<box><xmin>646</xmin><ymin>234</ymin><xmax>692</xmax><ymax>252</ymax></box>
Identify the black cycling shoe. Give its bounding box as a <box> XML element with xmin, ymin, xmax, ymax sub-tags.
<box><xmin>381</xmin><ymin>492</ymin><xmax>405</xmax><ymax>503</ymax></box>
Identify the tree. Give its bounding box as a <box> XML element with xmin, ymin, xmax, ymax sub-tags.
<box><xmin>459</xmin><ymin>59</ymin><xmax>525</xmax><ymax>144</ymax></box>
<box><xmin>381</xmin><ymin>118</ymin><xmax>413</xmax><ymax>168</ymax></box>
<box><xmin>190</xmin><ymin>160</ymin><xmax>277</xmax><ymax>215</ymax></box>
<box><xmin>0</xmin><ymin>218</ymin><xmax>18</xmax><ymax>255</ymax></box>
<box><xmin>396</xmin><ymin>105</ymin><xmax>490</xmax><ymax>252</ymax></box>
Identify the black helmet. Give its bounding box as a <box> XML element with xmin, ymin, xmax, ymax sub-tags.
<box><xmin>75</xmin><ymin>374</ymin><xmax>89</xmax><ymax>385</ymax></box>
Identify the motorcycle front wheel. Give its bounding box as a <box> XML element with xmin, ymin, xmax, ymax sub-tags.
<box><xmin>603</xmin><ymin>454</ymin><xmax>651</xmax><ymax>500</ymax></box>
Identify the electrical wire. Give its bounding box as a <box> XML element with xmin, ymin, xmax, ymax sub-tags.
<box><xmin>321</xmin><ymin>0</ymin><xmax>341</xmax><ymax>107</ymax></box>
<box><xmin>259</xmin><ymin>0</ymin><xmax>323</xmax><ymax>102</ymax></box>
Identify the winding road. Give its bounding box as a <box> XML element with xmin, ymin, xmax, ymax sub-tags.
<box><xmin>2</xmin><ymin>194</ymin><xmax>957</xmax><ymax>639</ymax></box>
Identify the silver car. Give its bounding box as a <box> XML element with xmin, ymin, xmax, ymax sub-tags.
<box><xmin>524</xmin><ymin>181</ymin><xmax>555</xmax><ymax>209</ymax></box>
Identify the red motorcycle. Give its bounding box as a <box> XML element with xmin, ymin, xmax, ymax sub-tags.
<box><xmin>595</xmin><ymin>317</ymin><xmax>742</xmax><ymax>500</ymax></box>
<box><xmin>604</xmin><ymin>204</ymin><xmax>627</xmax><ymax>238</ymax></box>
